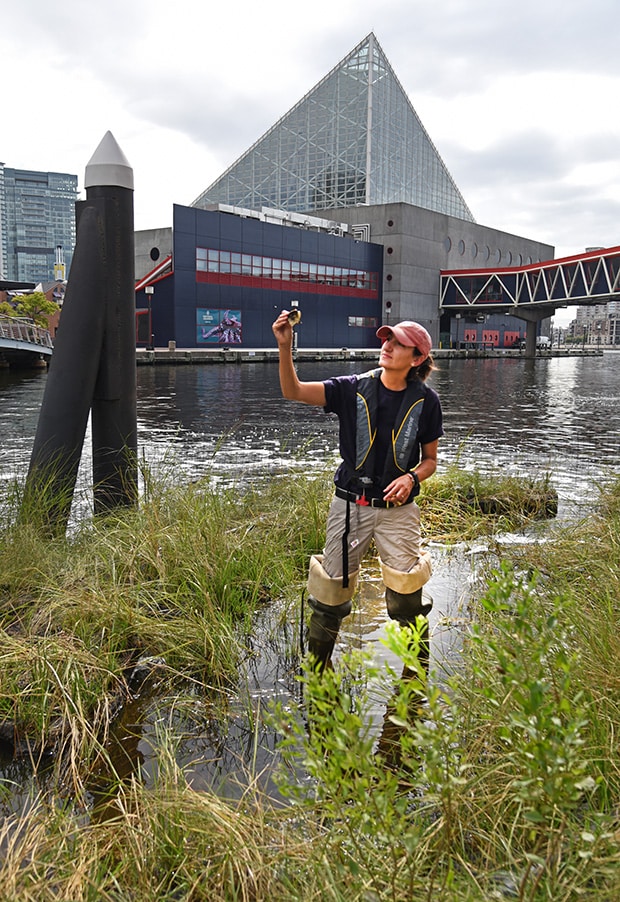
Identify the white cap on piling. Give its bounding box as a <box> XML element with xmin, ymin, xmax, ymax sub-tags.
<box><xmin>84</xmin><ymin>131</ymin><xmax>134</xmax><ymax>190</ymax></box>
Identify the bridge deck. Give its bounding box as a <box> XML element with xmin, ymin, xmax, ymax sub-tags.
<box><xmin>440</xmin><ymin>244</ymin><xmax>620</xmax><ymax>314</ymax></box>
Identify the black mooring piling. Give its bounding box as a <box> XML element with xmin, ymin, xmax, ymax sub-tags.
<box><xmin>24</xmin><ymin>131</ymin><xmax>138</xmax><ymax>530</ymax></box>
<box><xmin>85</xmin><ymin>134</ymin><xmax>137</xmax><ymax>515</ymax></box>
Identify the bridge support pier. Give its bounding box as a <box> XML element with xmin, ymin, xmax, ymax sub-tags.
<box><xmin>515</xmin><ymin>310</ymin><xmax>551</xmax><ymax>355</ymax></box>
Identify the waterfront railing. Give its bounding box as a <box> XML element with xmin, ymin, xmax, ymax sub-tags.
<box><xmin>0</xmin><ymin>315</ymin><xmax>53</xmax><ymax>349</ymax></box>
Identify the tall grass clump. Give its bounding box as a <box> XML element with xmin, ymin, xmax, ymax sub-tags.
<box><xmin>0</xmin><ymin>465</ymin><xmax>332</xmax><ymax>765</ymax></box>
<box><xmin>419</xmin><ymin>463</ymin><xmax>558</xmax><ymax>543</ymax></box>
<box><xmin>0</xmin><ymin>730</ymin><xmax>327</xmax><ymax>901</ymax></box>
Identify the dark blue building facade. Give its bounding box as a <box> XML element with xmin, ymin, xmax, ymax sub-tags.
<box><xmin>139</xmin><ymin>204</ymin><xmax>383</xmax><ymax>350</ymax></box>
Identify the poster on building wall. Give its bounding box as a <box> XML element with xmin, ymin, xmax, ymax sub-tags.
<box><xmin>196</xmin><ymin>308</ymin><xmax>242</xmax><ymax>344</ymax></box>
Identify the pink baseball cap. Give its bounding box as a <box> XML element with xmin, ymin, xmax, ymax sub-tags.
<box><xmin>376</xmin><ymin>321</ymin><xmax>432</xmax><ymax>359</ymax></box>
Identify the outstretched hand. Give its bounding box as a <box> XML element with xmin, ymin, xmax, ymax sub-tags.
<box><xmin>272</xmin><ymin>310</ymin><xmax>294</xmax><ymax>346</ymax></box>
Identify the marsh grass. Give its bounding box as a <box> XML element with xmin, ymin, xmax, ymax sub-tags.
<box><xmin>0</xmin><ymin>467</ymin><xmax>332</xmax><ymax>766</ymax></box>
<box><xmin>1</xmin><ymin>466</ymin><xmax>619</xmax><ymax>900</ymax></box>
<box><xmin>419</xmin><ymin>464</ymin><xmax>558</xmax><ymax>542</ymax></box>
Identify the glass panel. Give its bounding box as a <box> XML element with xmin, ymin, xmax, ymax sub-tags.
<box><xmin>207</xmin><ymin>248</ymin><xmax>219</xmax><ymax>272</ymax></box>
<box><xmin>348</xmin><ymin>316</ymin><xmax>378</xmax><ymax>327</ymax></box>
<box><xmin>192</xmin><ymin>35</ymin><xmax>473</xmax><ymax>221</ymax></box>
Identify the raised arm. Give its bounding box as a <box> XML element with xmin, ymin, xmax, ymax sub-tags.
<box><xmin>272</xmin><ymin>310</ymin><xmax>326</xmax><ymax>406</ymax></box>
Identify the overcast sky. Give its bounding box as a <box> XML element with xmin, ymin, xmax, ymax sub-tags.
<box><xmin>3</xmin><ymin>0</ymin><xmax>619</xmax><ymax>324</ymax></box>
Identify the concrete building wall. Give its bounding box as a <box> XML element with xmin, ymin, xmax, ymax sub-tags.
<box><xmin>135</xmin><ymin>227</ymin><xmax>172</xmax><ymax>280</ymax></box>
<box><xmin>330</xmin><ymin>203</ymin><xmax>555</xmax><ymax>345</ymax></box>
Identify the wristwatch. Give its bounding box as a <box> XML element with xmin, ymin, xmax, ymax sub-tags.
<box><xmin>407</xmin><ymin>471</ymin><xmax>420</xmax><ymax>490</ymax></box>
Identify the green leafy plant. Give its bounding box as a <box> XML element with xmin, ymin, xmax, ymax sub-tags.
<box><xmin>466</xmin><ymin>563</ymin><xmax>598</xmax><ymax>894</ymax></box>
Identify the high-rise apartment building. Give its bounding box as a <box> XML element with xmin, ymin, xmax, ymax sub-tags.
<box><xmin>0</xmin><ymin>164</ymin><xmax>5</xmax><ymax>279</ymax></box>
<box><xmin>0</xmin><ymin>164</ymin><xmax>77</xmax><ymax>283</ymax></box>
<box><xmin>192</xmin><ymin>33</ymin><xmax>474</xmax><ymax>222</ymax></box>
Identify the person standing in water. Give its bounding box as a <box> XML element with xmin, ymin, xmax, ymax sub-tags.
<box><xmin>272</xmin><ymin>311</ymin><xmax>444</xmax><ymax>670</ymax></box>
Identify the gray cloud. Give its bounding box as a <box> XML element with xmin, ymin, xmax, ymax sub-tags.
<box><xmin>446</xmin><ymin>131</ymin><xmax>569</xmax><ymax>186</ymax></box>
<box><xmin>379</xmin><ymin>0</ymin><xmax>620</xmax><ymax>95</ymax></box>
<box><xmin>3</xmin><ymin>0</ymin><xmax>619</xmax><ymax>251</ymax></box>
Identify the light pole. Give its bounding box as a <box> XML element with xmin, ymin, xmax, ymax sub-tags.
<box><xmin>145</xmin><ymin>286</ymin><xmax>154</xmax><ymax>349</ymax></box>
<box><xmin>290</xmin><ymin>299</ymin><xmax>299</xmax><ymax>352</ymax></box>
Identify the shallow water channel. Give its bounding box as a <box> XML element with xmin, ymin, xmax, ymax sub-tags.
<box><xmin>1</xmin><ymin>352</ymin><xmax>620</xmax><ymax>810</ymax></box>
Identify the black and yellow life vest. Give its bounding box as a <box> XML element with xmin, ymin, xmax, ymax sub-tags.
<box><xmin>353</xmin><ymin>368</ymin><xmax>426</xmax><ymax>487</ymax></box>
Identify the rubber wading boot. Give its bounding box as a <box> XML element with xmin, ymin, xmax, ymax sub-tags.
<box><xmin>385</xmin><ymin>586</ymin><xmax>432</xmax><ymax>676</ymax></box>
<box><xmin>307</xmin><ymin>595</ymin><xmax>352</xmax><ymax>672</ymax></box>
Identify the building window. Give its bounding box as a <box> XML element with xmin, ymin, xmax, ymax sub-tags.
<box><xmin>348</xmin><ymin>316</ymin><xmax>378</xmax><ymax>327</ymax></box>
<box><xmin>196</xmin><ymin>246</ymin><xmax>379</xmax><ymax>297</ymax></box>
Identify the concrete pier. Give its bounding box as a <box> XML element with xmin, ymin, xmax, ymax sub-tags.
<box><xmin>135</xmin><ymin>346</ymin><xmax>604</xmax><ymax>366</ymax></box>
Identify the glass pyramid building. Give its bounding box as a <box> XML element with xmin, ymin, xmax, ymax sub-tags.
<box><xmin>192</xmin><ymin>33</ymin><xmax>474</xmax><ymax>221</ymax></box>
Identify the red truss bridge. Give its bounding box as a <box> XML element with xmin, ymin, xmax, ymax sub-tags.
<box><xmin>440</xmin><ymin>244</ymin><xmax>620</xmax><ymax>350</ymax></box>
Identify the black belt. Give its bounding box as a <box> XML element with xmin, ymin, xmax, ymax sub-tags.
<box><xmin>335</xmin><ymin>487</ymin><xmax>413</xmax><ymax>508</ymax></box>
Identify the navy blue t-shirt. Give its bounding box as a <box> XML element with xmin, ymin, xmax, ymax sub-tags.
<box><xmin>323</xmin><ymin>372</ymin><xmax>444</xmax><ymax>498</ymax></box>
